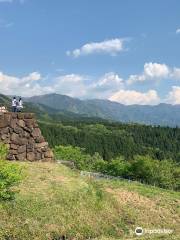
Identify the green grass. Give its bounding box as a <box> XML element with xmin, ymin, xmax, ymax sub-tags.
<box><xmin>0</xmin><ymin>162</ymin><xmax>179</xmax><ymax>240</ymax></box>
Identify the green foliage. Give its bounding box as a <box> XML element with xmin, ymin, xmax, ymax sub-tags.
<box><xmin>0</xmin><ymin>143</ymin><xmax>8</xmax><ymax>160</ymax></box>
<box><xmin>129</xmin><ymin>156</ymin><xmax>179</xmax><ymax>190</ymax></box>
<box><xmin>54</xmin><ymin>145</ymin><xmax>94</xmax><ymax>170</ymax></box>
<box><xmin>40</xmin><ymin>121</ymin><xmax>180</xmax><ymax>162</ymax></box>
<box><xmin>0</xmin><ymin>160</ymin><xmax>22</xmax><ymax>200</ymax></box>
<box><xmin>54</xmin><ymin>145</ymin><xmax>180</xmax><ymax>190</ymax></box>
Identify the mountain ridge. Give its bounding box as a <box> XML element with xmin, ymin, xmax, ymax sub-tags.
<box><xmin>25</xmin><ymin>93</ymin><xmax>180</xmax><ymax>127</ymax></box>
<box><xmin>1</xmin><ymin>93</ymin><xmax>180</xmax><ymax>127</ymax></box>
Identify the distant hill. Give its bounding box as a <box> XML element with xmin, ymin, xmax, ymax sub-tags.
<box><xmin>24</xmin><ymin>93</ymin><xmax>180</xmax><ymax>127</ymax></box>
<box><xmin>0</xmin><ymin>94</ymin><xmax>105</xmax><ymax>123</ymax></box>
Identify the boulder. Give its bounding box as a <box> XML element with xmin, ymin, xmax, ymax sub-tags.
<box><xmin>18</xmin><ymin>145</ymin><xmax>26</xmax><ymax>154</ymax></box>
<box><xmin>17</xmin><ymin>119</ymin><xmax>25</xmax><ymax>128</ymax></box>
<box><xmin>11</xmin><ymin>144</ymin><xmax>18</xmax><ymax>150</ymax></box>
<box><xmin>24</xmin><ymin>113</ymin><xmax>34</xmax><ymax>119</ymax></box>
<box><xmin>24</xmin><ymin>119</ymin><xmax>36</xmax><ymax>128</ymax></box>
<box><xmin>31</xmin><ymin>128</ymin><xmax>41</xmax><ymax>138</ymax></box>
<box><xmin>27</xmin><ymin>152</ymin><xmax>35</xmax><ymax>161</ymax></box>
<box><xmin>44</xmin><ymin>150</ymin><xmax>54</xmax><ymax>158</ymax></box>
<box><xmin>16</xmin><ymin>152</ymin><xmax>26</xmax><ymax>161</ymax></box>
<box><xmin>10</xmin><ymin>119</ymin><xmax>17</xmax><ymax>129</ymax></box>
<box><xmin>36</xmin><ymin>142</ymin><xmax>48</xmax><ymax>149</ymax></box>
<box><xmin>7</xmin><ymin>153</ymin><xmax>16</xmax><ymax>161</ymax></box>
<box><xmin>35</xmin><ymin>136</ymin><xmax>45</xmax><ymax>143</ymax></box>
<box><xmin>0</xmin><ymin>115</ymin><xmax>10</xmax><ymax>128</ymax></box>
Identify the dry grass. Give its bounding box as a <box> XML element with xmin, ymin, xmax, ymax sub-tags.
<box><xmin>0</xmin><ymin>162</ymin><xmax>179</xmax><ymax>240</ymax></box>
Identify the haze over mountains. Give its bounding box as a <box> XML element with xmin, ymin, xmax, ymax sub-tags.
<box><xmin>1</xmin><ymin>93</ymin><xmax>180</xmax><ymax>127</ymax></box>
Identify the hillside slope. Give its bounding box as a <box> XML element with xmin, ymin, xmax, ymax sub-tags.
<box><xmin>0</xmin><ymin>162</ymin><xmax>179</xmax><ymax>240</ymax></box>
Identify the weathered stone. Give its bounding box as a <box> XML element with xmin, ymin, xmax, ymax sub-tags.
<box><xmin>17</xmin><ymin>119</ymin><xmax>25</xmax><ymax>128</ymax></box>
<box><xmin>22</xmin><ymin>131</ymin><xmax>30</xmax><ymax>138</ymax></box>
<box><xmin>10</xmin><ymin>119</ymin><xmax>17</xmax><ymax>129</ymax></box>
<box><xmin>9</xmin><ymin>149</ymin><xmax>18</xmax><ymax>155</ymax></box>
<box><xmin>24</xmin><ymin>119</ymin><xmax>36</xmax><ymax>128</ymax></box>
<box><xmin>22</xmin><ymin>126</ymin><xmax>33</xmax><ymax>133</ymax></box>
<box><xmin>31</xmin><ymin>128</ymin><xmax>41</xmax><ymax>138</ymax></box>
<box><xmin>14</xmin><ymin>127</ymin><xmax>23</xmax><ymax>134</ymax></box>
<box><xmin>0</xmin><ymin>112</ymin><xmax>53</xmax><ymax>162</ymax></box>
<box><xmin>4</xmin><ymin>114</ymin><xmax>11</xmax><ymax>125</ymax></box>
<box><xmin>36</xmin><ymin>142</ymin><xmax>48</xmax><ymax>149</ymax></box>
<box><xmin>24</xmin><ymin>113</ymin><xmax>34</xmax><ymax>119</ymax></box>
<box><xmin>41</xmin><ymin>146</ymin><xmax>48</xmax><ymax>152</ymax></box>
<box><xmin>0</xmin><ymin>115</ymin><xmax>10</xmax><ymax>128</ymax></box>
<box><xmin>10</xmin><ymin>144</ymin><xmax>18</xmax><ymax>150</ymax></box>
<box><xmin>3</xmin><ymin>138</ymin><xmax>11</xmax><ymax>144</ymax></box>
<box><xmin>11</xmin><ymin>113</ymin><xmax>18</xmax><ymax>119</ymax></box>
<box><xmin>7</xmin><ymin>153</ymin><xmax>16</xmax><ymax>161</ymax></box>
<box><xmin>27</xmin><ymin>152</ymin><xmax>35</xmax><ymax>161</ymax></box>
<box><xmin>28</xmin><ymin>138</ymin><xmax>35</xmax><ymax>144</ymax></box>
<box><xmin>17</xmin><ymin>113</ymin><xmax>24</xmax><ymax>119</ymax></box>
<box><xmin>35</xmin><ymin>136</ymin><xmax>45</xmax><ymax>143</ymax></box>
<box><xmin>18</xmin><ymin>145</ymin><xmax>26</xmax><ymax>154</ymax></box>
<box><xmin>35</xmin><ymin>152</ymin><xmax>42</xmax><ymax>160</ymax></box>
<box><xmin>0</xmin><ymin>127</ymin><xmax>9</xmax><ymax>134</ymax></box>
<box><xmin>11</xmin><ymin>133</ymin><xmax>19</xmax><ymax>143</ymax></box>
<box><xmin>11</xmin><ymin>133</ymin><xmax>28</xmax><ymax>145</ymax></box>
<box><xmin>1</xmin><ymin>134</ymin><xmax>9</xmax><ymax>140</ymax></box>
<box><xmin>16</xmin><ymin>152</ymin><xmax>26</xmax><ymax>161</ymax></box>
<box><xmin>44</xmin><ymin>150</ymin><xmax>54</xmax><ymax>158</ymax></box>
<box><xmin>27</xmin><ymin>144</ymin><xmax>35</xmax><ymax>152</ymax></box>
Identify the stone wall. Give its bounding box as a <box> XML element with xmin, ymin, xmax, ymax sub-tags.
<box><xmin>0</xmin><ymin>112</ymin><xmax>54</xmax><ymax>162</ymax></box>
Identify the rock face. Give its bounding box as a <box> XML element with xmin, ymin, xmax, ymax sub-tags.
<box><xmin>0</xmin><ymin>112</ymin><xmax>54</xmax><ymax>162</ymax></box>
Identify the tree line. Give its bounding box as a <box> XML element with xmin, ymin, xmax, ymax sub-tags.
<box><xmin>39</xmin><ymin>120</ymin><xmax>180</xmax><ymax>162</ymax></box>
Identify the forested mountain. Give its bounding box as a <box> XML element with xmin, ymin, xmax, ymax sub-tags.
<box><xmin>39</xmin><ymin>120</ymin><xmax>180</xmax><ymax>162</ymax></box>
<box><xmin>25</xmin><ymin>93</ymin><xmax>180</xmax><ymax>127</ymax></box>
<box><xmin>1</xmin><ymin>93</ymin><xmax>180</xmax><ymax>126</ymax></box>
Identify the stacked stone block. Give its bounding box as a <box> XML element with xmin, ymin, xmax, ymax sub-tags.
<box><xmin>0</xmin><ymin>112</ymin><xmax>54</xmax><ymax>162</ymax></box>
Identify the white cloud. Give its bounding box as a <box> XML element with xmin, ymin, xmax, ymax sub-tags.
<box><xmin>67</xmin><ymin>38</ymin><xmax>125</xmax><ymax>57</ymax></box>
<box><xmin>87</xmin><ymin>72</ymin><xmax>124</xmax><ymax>99</ymax></box>
<box><xmin>54</xmin><ymin>74</ymin><xmax>88</xmax><ymax>98</ymax></box>
<box><xmin>109</xmin><ymin>89</ymin><xmax>160</xmax><ymax>105</ymax></box>
<box><xmin>171</xmin><ymin>67</ymin><xmax>180</xmax><ymax>79</ymax></box>
<box><xmin>176</xmin><ymin>28</ymin><xmax>180</xmax><ymax>34</ymax></box>
<box><xmin>166</xmin><ymin>86</ymin><xmax>180</xmax><ymax>105</ymax></box>
<box><xmin>0</xmin><ymin>71</ymin><xmax>53</xmax><ymax>97</ymax></box>
<box><xmin>127</xmin><ymin>62</ymin><xmax>174</xmax><ymax>85</ymax></box>
<box><xmin>0</xmin><ymin>66</ymin><xmax>180</xmax><ymax>105</ymax></box>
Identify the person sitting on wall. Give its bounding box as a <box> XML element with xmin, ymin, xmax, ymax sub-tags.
<box><xmin>12</xmin><ymin>97</ymin><xmax>17</xmax><ymax>112</ymax></box>
<box><xmin>17</xmin><ymin>97</ymin><xmax>23</xmax><ymax>112</ymax></box>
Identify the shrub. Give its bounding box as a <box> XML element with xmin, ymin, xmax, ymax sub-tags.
<box><xmin>0</xmin><ymin>160</ymin><xmax>23</xmax><ymax>200</ymax></box>
<box><xmin>54</xmin><ymin>145</ymin><xmax>92</xmax><ymax>170</ymax></box>
<box><xmin>0</xmin><ymin>143</ymin><xmax>22</xmax><ymax>200</ymax></box>
<box><xmin>129</xmin><ymin>156</ymin><xmax>179</xmax><ymax>189</ymax></box>
<box><xmin>54</xmin><ymin>145</ymin><xmax>179</xmax><ymax>190</ymax></box>
<box><xmin>0</xmin><ymin>143</ymin><xmax>8</xmax><ymax>159</ymax></box>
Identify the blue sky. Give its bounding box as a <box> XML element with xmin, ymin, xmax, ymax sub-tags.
<box><xmin>0</xmin><ymin>0</ymin><xmax>180</xmax><ymax>104</ymax></box>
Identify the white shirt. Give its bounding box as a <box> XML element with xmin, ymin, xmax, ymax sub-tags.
<box><xmin>12</xmin><ymin>99</ymin><xmax>17</xmax><ymax>107</ymax></box>
<box><xmin>18</xmin><ymin>100</ymin><xmax>23</xmax><ymax>108</ymax></box>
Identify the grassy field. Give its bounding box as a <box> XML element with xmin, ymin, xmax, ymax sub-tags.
<box><xmin>0</xmin><ymin>162</ymin><xmax>179</xmax><ymax>240</ymax></box>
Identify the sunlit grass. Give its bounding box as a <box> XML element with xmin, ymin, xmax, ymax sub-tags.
<box><xmin>0</xmin><ymin>162</ymin><xmax>179</xmax><ymax>240</ymax></box>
